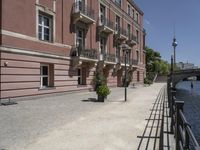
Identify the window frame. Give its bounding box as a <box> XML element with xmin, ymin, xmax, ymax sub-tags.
<box><xmin>38</xmin><ymin>12</ymin><xmax>53</xmax><ymax>42</ymax></box>
<box><xmin>40</xmin><ymin>64</ymin><xmax>49</xmax><ymax>88</ymax></box>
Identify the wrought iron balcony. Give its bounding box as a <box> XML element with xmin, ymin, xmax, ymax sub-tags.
<box><xmin>105</xmin><ymin>54</ymin><xmax>116</xmax><ymax>63</ymax></box>
<box><xmin>98</xmin><ymin>17</ymin><xmax>114</xmax><ymax>34</ymax></box>
<box><xmin>115</xmin><ymin>27</ymin><xmax>128</xmax><ymax>41</ymax></box>
<box><xmin>126</xmin><ymin>34</ymin><xmax>137</xmax><ymax>46</ymax></box>
<box><xmin>131</xmin><ymin>59</ymin><xmax>139</xmax><ymax>66</ymax></box>
<box><xmin>71</xmin><ymin>46</ymin><xmax>98</xmax><ymax>60</ymax></box>
<box><xmin>72</xmin><ymin>2</ymin><xmax>95</xmax><ymax>24</ymax></box>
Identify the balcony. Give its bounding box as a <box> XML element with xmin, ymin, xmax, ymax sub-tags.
<box><xmin>98</xmin><ymin>17</ymin><xmax>114</xmax><ymax>34</ymax></box>
<box><xmin>115</xmin><ymin>27</ymin><xmax>128</xmax><ymax>41</ymax></box>
<box><xmin>72</xmin><ymin>2</ymin><xmax>95</xmax><ymax>24</ymax></box>
<box><xmin>71</xmin><ymin>47</ymin><xmax>98</xmax><ymax>68</ymax></box>
<box><xmin>126</xmin><ymin>34</ymin><xmax>137</xmax><ymax>46</ymax></box>
<box><xmin>105</xmin><ymin>54</ymin><xmax>116</xmax><ymax>64</ymax></box>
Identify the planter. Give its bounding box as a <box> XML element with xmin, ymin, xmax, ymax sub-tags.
<box><xmin>98</xmin><ymin>95</ymin><xmax>105</xmax><ymax>102</ymax></box>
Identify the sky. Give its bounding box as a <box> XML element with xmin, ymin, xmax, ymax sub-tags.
<box><xmin>134</xmin><ymin>0</ymin><xmax>200</xmax><ymax>67</ymax></box>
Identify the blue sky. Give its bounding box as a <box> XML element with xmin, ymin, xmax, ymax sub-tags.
<box><xmin>134</xmin><ymin>0</ymin><xmax>200</xmax><ymax>66</ymax></box>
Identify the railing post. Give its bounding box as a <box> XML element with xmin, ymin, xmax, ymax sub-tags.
<box><xmin>175</xmin><ymin>101</ymin><xmax>184</xmax><ymax>150</ymax></box>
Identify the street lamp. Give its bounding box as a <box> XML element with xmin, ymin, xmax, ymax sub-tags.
<box><xmin>121</xmin><ymin>43</ymin><xmax>131</xmax><ymax>102</ymax></box>
<box><xmin>172</xmin><ymin>37</ymin><xmax>177</xmax><ymax>68</ymax></box>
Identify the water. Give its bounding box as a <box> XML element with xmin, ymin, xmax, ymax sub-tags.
<box><xmin>176</xmin><ymin>81</ymin><xmax>200</xmax><ymax>145</ymax></box>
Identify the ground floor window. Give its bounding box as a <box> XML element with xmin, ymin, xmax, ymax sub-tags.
<box><xmin>40</xmin><ymin>64</ymin><xmax>54</xmax><ymax>88</ymax></box>
<box><xmin>137</xmin><ymin>71</ymin><xmax>140</xmax><ymax>82</ymax></box>
<box><xmin>77</xmin><ymin>68</ymin><xmax>87</xmax><ymax>85</ymax></box>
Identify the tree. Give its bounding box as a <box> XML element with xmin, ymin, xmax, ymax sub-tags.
<box><xmin>144</xmin><ymin>46</ymin><xmax>170</xmax><ymax>83</ymax></box>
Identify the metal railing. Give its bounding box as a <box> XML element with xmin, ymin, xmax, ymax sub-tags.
<box><xmin>128</xmin><ymin>33</ymin><xmax>137</xmax><ymax>43</ymax></box>
<box><xmin>115</xmin><ymin>27</ymin><xmax>127</xmax><ymax>37</ymax></box>
<box><xmin>73</xmin><ymin>2</ymin><xmax>95</xmax><ymax>20</ymax></box>
<box><xmin>71</xmin><ymin>46</ymin><xmax>98</xmax><ymax>60</ymax></box>
<box><xmin>131</xmin><ymin>59</ymin><xmax>139</xmax><ymax>65</ymax></box>
<box><xmin>105</xmin><ymin>54</ymin><xmax>116</xmax><ymax>63</ymax></box>
<box><xmin>168</xmin><ymin>86</ymin><xmax>200</xmax><ymax>150</ymax></box>
<box><xmin>98</xmin><ymin>17</ymin><xmax>114</xmax><ymax>30</ymax></box>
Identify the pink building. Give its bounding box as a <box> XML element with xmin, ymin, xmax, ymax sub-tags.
<box><xmin>0</xmin><ymin>0</ymin><xmax>146</xmax><ymax>99</ymax></box>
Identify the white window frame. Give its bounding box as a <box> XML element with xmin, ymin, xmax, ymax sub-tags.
<box><xmin>40</xmin><ymin>64</ymin><xmax>49</xmax><ymax>88</ymax></box>
<box><xmin>38</xmin><ymin>12</ymin><xmax>53</xmax><ymax>42</ymax></box>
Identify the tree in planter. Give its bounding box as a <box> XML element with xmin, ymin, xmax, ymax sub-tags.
<box><xmin>96</xmin><ymin>84</ymin><xmax>111</xmax><ymax>102</ymax></box>
<box><xmin>92</xmin><ymin>73</ymin><xmax>106</xmax><ymax>91</ymax></box>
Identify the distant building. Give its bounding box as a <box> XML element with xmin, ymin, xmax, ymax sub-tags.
<box><xmin>176</xmin><ymin>62</ymin><xmax>198</xmax><ymax>70</ymax></box>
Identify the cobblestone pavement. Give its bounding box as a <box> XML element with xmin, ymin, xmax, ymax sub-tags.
<box><xmin>0</xmin><ymin>83</ymin><xmax>165</xmax><ymax>150</ymax></box>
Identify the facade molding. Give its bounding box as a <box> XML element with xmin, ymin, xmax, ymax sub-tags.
<box><xmin>2</xmin><ymin>30</ymin><xmax>72</xmax><ymax>49</ymax></box>
<box><xmin>0</xmin><ymin>46</ymin><xmax>71</xmax><ymax>60</ymax></box>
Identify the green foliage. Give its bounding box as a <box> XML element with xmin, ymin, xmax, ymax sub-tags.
<box><xmin>144</xmin><ymin>78</ymin><xmax>153</xmax><ymax>85</ymax></box>
<box><xmin>145</xmin><ymin>46</ymin><xmax>170</xmax><ymax>83</ymax></box>
<box><xmin>96</xmin><ymin>85</ymin><xmax>111</xmax><ymax>97</ymax></box>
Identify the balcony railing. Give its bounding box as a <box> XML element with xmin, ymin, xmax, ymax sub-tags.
<box><xmin>73</xmin><ymin>2</ymin><xmax>95</xmax><ymax>22</ymax></box>
<box><xmin>131</xmin><ymin>59</ymin><xmax>139</xmax><ymax>65</ymax></box>
<box><xmin>71</xmin><ymin>46</ymin><xmax>98</xmax><ymax>60</ymax></box>
<box><xmin>98</xmin><ymin>17</ymin><xmax>114</xmax><ymax>30</ymax></box>
<box><xmin>115</xmin><ymin>27</ymin><xmax>128</xmax><ymax>39</ymax></box>
<box><xmin>105</xmin><ymin>54</ymin><xmax>116</xmax><ymax>63</ymax></box>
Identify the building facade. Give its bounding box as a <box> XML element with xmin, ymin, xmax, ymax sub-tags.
<box><xmin>176</xmin><ymin>62</ymin><xmax>198</xmax><ymax>70</ymax></box>
<box><xmin>0</xmin><ymin>0</ymin><xmax>146</xmax><ymax>99</ymax></box>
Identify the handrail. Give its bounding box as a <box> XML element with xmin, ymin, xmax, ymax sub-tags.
<box><xmin>73</xmin><ymin>2</ymin><xmax>95</xmax><ymax>20</ymax></box>
<box><xmin>167</xmin><ymin>86</ymin><xmax>200</xmax><ymax>150</ymax></box>
<box><xmin>98</xmin><ymin>17</ymin><xmax>114</xmax><ymax>30</ymax></box>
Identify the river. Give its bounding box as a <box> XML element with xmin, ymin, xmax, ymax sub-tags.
<box><xmin>176</xmin><ymin>81</ymin><xmax>200</xmax><ymax>144</ymax></box>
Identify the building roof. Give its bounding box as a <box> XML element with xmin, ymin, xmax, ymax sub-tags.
<box><xmin>127</xmin><ymin>0</ymin><xmax>144</xmax><ymax>15</ymax></box>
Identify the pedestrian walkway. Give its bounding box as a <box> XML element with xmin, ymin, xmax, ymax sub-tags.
<box><xmin>0</xmin><ymin>83</ymin><xmax>166</xmax><ymax>150</ymax></box>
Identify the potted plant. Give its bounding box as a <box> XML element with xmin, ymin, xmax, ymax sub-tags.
<box><xmin>96</xmin><ymin>84</ymin><xmax>111</xmax><ymax>102</ymax></box>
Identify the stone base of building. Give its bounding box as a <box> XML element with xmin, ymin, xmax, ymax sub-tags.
<box><xmin>0</xmin><ymin>49</ymin><xmax>145</xmax><ymax>100</ymax></box>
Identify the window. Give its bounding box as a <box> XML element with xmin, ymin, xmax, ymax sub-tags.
<box><xmin>100</xmin><ymin>36</ymin><xmax>106</xmax><ymax>60</ymax></box>
<box><xmin>76</xmin><ymin>27</ymin><xmax>85</xmax><ymax>54</ymax></box>
<box><xmin>100</xmin><ymin>4</ymin><xmax>106</xmax><ymax>25</ymax></box>
<box><xmin>115</xmin><ymin>15</ymin><xmax>120</xmax><ymax>32</ymax></box>
<box><xmin>115</xmin><ymin>0</ymin><xmax>121</xmax><ymax>7</ymax></box>
<box><xmin>77</xmin><ymin>68</ymin><xmax>86</xmax><ymax>85</ymax></box>
<box><xmin>40</xmin><ymin>64</ymin><xmax>54</xmax><ymax>88</ymax></box>
<box><xmin>38</xmin><ymin>12</ymin><xmax>53</xmax><ymax>42</ymax></box>
<box><xmin>116</xmin><ymin>43</ymin><xmax>121</xmax><ymax>63</ymax></box>
<box><xmin>128</xmin><ymin>5</ymin><xmax>131</xmax><ymax>15</ymax></box>
<box><xmin>78</xmin><ymin>69</ymin><xmax>82</xmax><ymax>85</ymax></box>
<box><xmin>136</xmin><ymin>30</ymin><xmax>139</xmax><ymax>42</ymax></box>
<box><xmin>132</xmin><ymin>9</ymin><xmax>135</xmax><ymax>19</ymax></box>
<box><xmin>136</xmin><ymin>13</ymin><xmax>139</xmax><ymax>23</ymax></box>
<box><xmin>127</xmin><ymin>24</ymin><xmax>131</xmax><ymax>38</ymax></box>
<box><xmin>137</xmin><ymin>71</ymin><xmax>140</xmax><ymax>82</ymax></box>
<box><xmin>136</xmin><ymin>51</ymin><xmax>139</xmax><ymax>62</ymax></box>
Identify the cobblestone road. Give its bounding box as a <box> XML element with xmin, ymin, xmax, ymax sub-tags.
<box><xmin>0</xmin><ymin>83</ymin><xmax>165</xmax><ymax>150</ymax></box>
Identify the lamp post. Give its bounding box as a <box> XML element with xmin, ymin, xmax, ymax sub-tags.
<box><xmin>121</xmin><ymin>43</ymin><xmax>131</xmax><ymax>102</ymax></box>
<box><xmin>172</xmin><ymin>37</ymin><xmax>177</xmax><ymax>68</ymax></box>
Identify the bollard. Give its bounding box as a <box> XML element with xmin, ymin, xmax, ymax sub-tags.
<box><xmin>175</xmin><ymin>101</ymin><xmax>184</xmax><ymax>150</ymax></box>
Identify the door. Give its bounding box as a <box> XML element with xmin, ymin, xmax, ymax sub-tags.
<box><xmin>76</xmin><ymin>27</ymin><xmax>85</xmax><ymax>55</ymax></box>
<box><xmin>100</xmin><ymin>36</ymin><xmax>106</xmax><ymax>60</ymax></box>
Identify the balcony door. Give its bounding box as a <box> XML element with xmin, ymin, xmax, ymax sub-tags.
<box><xmin>76</xmin><ymin>27</ymin><xmax>85</xmax><ymax>55</ymax></box>
<box><xmin>100</xmin><ymin>36</ymin><xmax>106</xmax><ymax>60</ymax></box>
<box><xmin>115</xmin><ymin>15</ymin><xmax>120</xmax><ymax>32</ymax></box>
<box><xmin>116</xmin><ymin>43</ymin><xmax>120</xmax><ymax>63</ymax></box>
<box><xmin>100</xmin><ymin>4</ymin><xmax>106</xmax><ymax>25</ymax></box>
<box><xmin>76</xmin><ymin>0</ymin><xmax>85</xmax><ymax>12</ymax></box>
